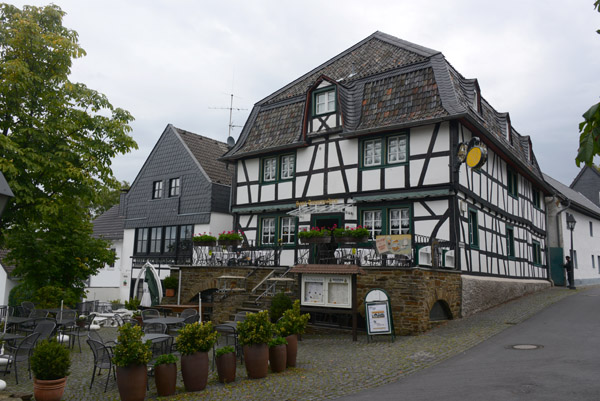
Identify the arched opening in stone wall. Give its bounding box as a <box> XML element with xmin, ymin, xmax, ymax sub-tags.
<box><xmin>429</xmin><ymin>300</ymin><xmax>453</xmax><ymax>321</ymax></box>
<box><xmin>188</xmin><ymin>288</ymin><xmax>218</xmax><ymax>321</ymax></box>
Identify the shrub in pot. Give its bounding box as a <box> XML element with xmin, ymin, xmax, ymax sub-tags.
<box><xmin>175</xmin><ymin>321</ymin><xmax>218</xmax><ymax>391</ymax></box>
<box><xmin>237</xmin><ymin>310</ymin><xmax>274</xmax><ymax>379</ymax></box>
<box><xmin>215</xmin><ymin>346</ymin><xmax>236</xmax><ymax>383</ymax></box>
<box><xmin>163</xmin><ymin>276</ymin><xmax>178</xmax><ymax>297</ymax></box>
<box><xmin>277</xmin><ymin>300</ymin><xmax>310</xmax><ymax>367</ymax></box>
<box><xmin>30</xmin><ymin>339</ymin><xmax>71</xmax><ymax>401</ymax></box>
<box><xmin>154</xmin><ymin>353</ymin><xmax>178</xmax><ymax>397</ymax></box>
<box><xmin>270</xmin><ymin>292</ymin><xmax>293</xmax><ymax>323</ymax></box>
<box><xmin>268</xmin><ymin>336</ymin><xmax>287</xmax><ymax>373</ymax></box>
<box><xmin>113</xmin><ymin>323</ymin><xmax>152</xmax><ymax>401</ymax></box>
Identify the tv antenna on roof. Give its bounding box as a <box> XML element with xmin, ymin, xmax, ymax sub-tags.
<box><xmin>209</xmin><ymin>92</ymin><xmax>247</xmax><ymax>146</ymax></box>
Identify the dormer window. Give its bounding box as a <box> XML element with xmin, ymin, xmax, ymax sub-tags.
<box><xmin>314</xmin><ymin>88</ymin><xmax>336</xmax><ymax>116</ymax></box>
<box><xmin>169</xmin><ymin>177</ymin><xmax>180</xmax><ymax>197</ymax></box>
<box><xmin>152</xmin><ymin>181</ymin><xmax>163</xmax><ymax>199</ymax></box>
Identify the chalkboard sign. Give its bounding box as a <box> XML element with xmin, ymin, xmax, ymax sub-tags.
<box><xmin>364</xmin><ymin>289</ymin><xmax>395</xmax><ymax>342</ymax></box>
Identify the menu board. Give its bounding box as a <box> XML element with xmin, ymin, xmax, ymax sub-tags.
<box><xmin>375</xmin><ymin>234</ymin><xmax>411</xmax><ymax>255</ymax></box>
<box><xmin>366</xmin><ymin>302</ymin><xmax>391</xmax><ymax>333</ymax></box>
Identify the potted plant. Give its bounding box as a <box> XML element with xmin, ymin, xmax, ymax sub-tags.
<box><xmin>333</xmin><ymin>226</ymin><xmax>370</xmax><ymax>243</ymax></box>
<box><xmin>237</xmin><ymin>310</ymin><xmax>274</xmax><ymax>379</ymax></box>
<box><xmin>131</xmin><ymin>310</ymin><xmax>143</xmax><ymax>326</ymax></box>
<box><xmin>268</xmin><ymin>336</ymin><xmax>287</xmax><ymax>373</ymax></box>
<box><xmin>298</xmin><ymin>227</ymin><xmax>331</xmax><ymax>244</ymax></box>
<box><xmin>175</xmin><ymin>321</ymin><xmax>218</xmax><ymax>392</ymax></box>
<box><xmin>163</xmin><ymin>276</ymin><xmax>178</xmax><ymax>297</ymax></box>
<box><xmin>76</xmin><ymin>314</ymin><xmax>87</xmax><ymax>328</ymax></box>
<box><xmin>124</xmin><ymin>297</ymin><xmax>141</xmax><ymax>311</ymax></box>
<box><xmin>277</xmin><ymin>300</ymin><xmax>310</xmax><ymax>367</ymax></box>
<box><xmin>154</xmin><ymin>353</ymin><xmax>178</xmax><ymax>397</ymax></box>
<box><xmin>193</xmin><ymin>232</ymin><xmax>217</xmax><ymax>247</ymax></box>
<box><xmin>218</xmin><ymin>230</ymin><xmax>244</xmax><ymax>247</ymax></box>
<box><xmin>113</xmin><ymin>323</ymin><xmax>152</xmax><ymax>401</ymax></box>
<box><xmin>215</xmin><ymin>346</ymin><xmax>236</xmax><ymax>383</ymax></box>
<box><xmin>30</xmin><ymin>339</ymin><xmax>71</xmax><ymax>401</ymax></box>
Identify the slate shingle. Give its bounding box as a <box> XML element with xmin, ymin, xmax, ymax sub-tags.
<box><xmin>175</xmin><ymin>128</ymin><xmax>232</xmax><ymax>185</ymax></box>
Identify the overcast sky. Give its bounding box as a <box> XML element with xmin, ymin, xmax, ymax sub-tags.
<box><xmin>9</xmin><ymin>0</ymin><xmax>600</xmax><ymax>187</ymax></box>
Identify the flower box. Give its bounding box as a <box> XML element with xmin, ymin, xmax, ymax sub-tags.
<box><xmin>335</xmin><ymin>236</ymin><xmax>368</xmax><ymax>244</ymax></box>
<box><xmin>194</xmin><ymin>240</ymin><xmax>217</xmax><ymax>247</ymax></box>
<box><xmin>219</xmin><ymin>239</ymin><xmax>242</xmax><ymax>247</ymax></box>
<box><xmin>300</xmin><ymin>236</ymin><xmax>332</xmax><ymax>244</ymax></box>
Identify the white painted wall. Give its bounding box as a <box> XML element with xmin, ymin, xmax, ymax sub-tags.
<box><xmin>561</xmin><ymin>210</ymin><xmax>600</xmax><ymax>285</ymax></box>
<box><xmin>0</xmin><ymin>266</ymin><xmax>17</xmax><ymax>305</ymax></box>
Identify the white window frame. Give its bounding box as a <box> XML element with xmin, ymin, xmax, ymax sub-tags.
<box><xmin>363</xmin><ymin>210</ymin><xmax>382</xmax><ymax>239</ymax></box>
<box><xmin>389</xmin><ymin>208</ymin><xmax>410</xmax><ymax>235</ymax></box>
<box><xmin>261</xmin><ymin>217</ymin><xmax>276</xmax><ymax>245</ymax></box>
<box><xmin>280</xmin><ymin>216</ymin><xmax>295</xmax><ymax>244</ymax></box>
<box><xmin>263</xmin><ymin>157</ymin><xmax>277</xmax><ymax>182</ymax></box>
<box><xmin>301</xmin><ymin>274</ymin><xmax>351</xmax><ymax>308</ymax></box>
<box><xmin>280</xmin><ymin>155</ymin><xmax>295</xmax><ymax>180</ymax></box>
<box><xmin>387</xmin><ymin>135</ymin><xmax>407</xmax><ymax>164</ymax></box>
<box><xmin>363</xmin><ymin>139</ymin><xmax>382</xmax><ymax>167</ymax></box>
<box><xmin>315</xmin><ymin>89</ymin><xmax>335</xmax><ymax>115</ymax></box>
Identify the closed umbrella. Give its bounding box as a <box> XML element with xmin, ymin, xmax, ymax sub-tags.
<box><xmin>140</xmin><ymin>281</ymin><xmax>152</xmax><ymax>307</ymax></box>
<box><xmin>145</xmin><ymin>267</ymin><xmax>160</xmax><ymax>306</ymax></box>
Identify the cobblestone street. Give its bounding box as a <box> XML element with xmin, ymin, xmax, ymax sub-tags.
<box><xmin>2</xmin><ymin>287</ymin><xmax>579</xmax><ymax>400</ymax></box>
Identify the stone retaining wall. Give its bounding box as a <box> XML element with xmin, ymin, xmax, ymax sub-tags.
<box><xmin>461</xmin><ymin>275</ymin><xmax>551</xmax><ymax>317</ymax></box>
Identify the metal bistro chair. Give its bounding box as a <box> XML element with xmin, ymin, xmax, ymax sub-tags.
<box><xmin>88</xmin><ymin>330</ymin><xmax>117</xmax><ymax>347</ymax></box>
<box><xmin>2</xmin><ymin>332</ymin><xmax>40</xmax><ymax>384</ymax></box>
<box><xmin>17</xmin><ymin>309</ymin><xmax>49</xmax><ymax>335</ymax></box>
<box><xmin>141</xmin><ymin>309</ymin><xmax>160</xmax><ymax>322</ymax></box>
<box><xmin>169</xmin><ymin>314</ymin><xmax>198</xmax><ymax>335</ymax></box>
<box><xmin>213</xmin><ymin>323</ymin><xmax>242</xmax><ymax>368</ymax></box>
<box><xmin>21</xmin><ymin>302</ymin><xmax>35</xmax><ymax>316</ymax></box>
<box><xmin>69</xmin><ymin>313</ymin><xmax>98</xmax><ymax>352</ymax></box>
<box><xmin>144</xmin><ymin>322</ymin><xmax>167</xmax><ymax>334</ymax></box>
<box><xmin>33</xmin><ymin>319</ymin><xmax>57</xmax><ymax>341</ymax></box>
<box><xmin>179</xmin><ymin>308</ymin><xmax>198</xmax><ymax>319</ymax></box>
<box><xmin>86</xmin><ymin>338</ymin><xmax>116</xmax><ymax>392</ymax></box>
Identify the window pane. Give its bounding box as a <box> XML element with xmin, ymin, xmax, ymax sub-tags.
<box><xmin>153</xmin><ymin>181</ymin><xmax>163</xmax><ymax>199</ymax></box>
<box><xmin>264</xmin><ymin>158</ymin><xmax>276</xmax><ymax>181</ymax></box>
<box><xmin>136</xmin><ymin>228</ymin><xmax>148</xmax><ymax>254</ymax></box>
<box><xmin>262</xmin><ymin>218</ymin><xmax>276</xmax><ymax>244</ymax></box>
<box><xmin>363</xmin><ymin>211</ymin><xmax>382</xmax><ymax>239</ymax></box>
<box><xmin>281</xmin><ymin>155</ymin><xmax>295</xmax><ymax>179</ymax></box>
<box><xmin>164</xmin><ymin>226</ymin><xmax>177</xmax><ymax>254</ymax></box>
<box><xmin>387</xmin><ymin>136</ymin><xmax>406</xmax><ymax>164</ymax></box>
<box><xmin>169</xmin><ymin>178</ymin><xmax>180</xmax><ymax>197</ymax></box>
<box><xmin>280</xmin><ymin>217</ymin><xmax>295</xmax><ymax>244</ymax></box>
<box><xmin>364</xmin><ymin>140</ymin><xmax>381</xmax><ymax>167</ymax></box>
<box><xmin>390</xmin><ymin>208</ymin><xmax>410</xmax><ymax>235</ymax></box>
<box><xmin>178</xmin><ymin>225</ymin><xmax>193</xmax><ymax>254</ymax></box>
<box><xmin>150</xmin><ymin>227</ymin><xmax>162</xmax><ymax>253</ymax></box>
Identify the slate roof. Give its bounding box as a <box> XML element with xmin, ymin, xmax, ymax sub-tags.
<box><xmin>92</xmin><ymin>205</ymin><xmax>124</xmax><ymax>240</ymax></box>
<box><xmin>543</xmin><ymin>173</ymin><xmax>600</xmax><ymax>219</ymax></box>
<box><xmin>174</xmin><ymin>127</ymin><xmax>232</xmax><ymax>186</ymax></box>
<box><xmin>222</xmin><ymin>31</ymin><xmax>545</xmax><ymax>187</ymax></box>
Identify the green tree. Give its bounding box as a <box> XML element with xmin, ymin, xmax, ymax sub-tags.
<box><xmin>576</xmin><ymin>1</ymin><xmax>600</xmax><ymax>166</ymax></box>
<box><xmin>0</xmin><ymin>4</ymin><xmax>137</xmax><ymax>301</ymax></box>
<box><xmin>91</xmin><ymin>180</ymin><xmax>130</xmax><ymax>218</ymax></box>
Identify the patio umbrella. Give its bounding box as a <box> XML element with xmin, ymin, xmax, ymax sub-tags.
<box><xmin>145</xmin><ymin>267</ymin><xmax>160</xmax><ymax>306</ymax></box>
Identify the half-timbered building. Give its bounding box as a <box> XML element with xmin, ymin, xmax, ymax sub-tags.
<box><xmin>218</xmin><ymin>32</ymin><xmax>551</xmax><ymax>327</ymax></box>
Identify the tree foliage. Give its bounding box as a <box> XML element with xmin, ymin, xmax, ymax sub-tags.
<box><xmin>0</xmin><ymin>4</ymin><xmax>137</xmax><ymax>300</ymax></box>
<box><xmin>576</xmin><ymin>1</ymin><xmax>600</xmax><ymax>166</ymax></box>
<box><xmin>91</xmin><ymin>180</ymin><xmax>129</xmax><ymax>218</ymax></box>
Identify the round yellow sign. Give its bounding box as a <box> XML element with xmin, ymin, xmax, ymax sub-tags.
<box><xmin>466</xmin><ymin>147</ymin><xmax>482</xmax><ymax>168</ymax></box>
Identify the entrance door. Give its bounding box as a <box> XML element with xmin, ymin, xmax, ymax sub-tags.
<box><xmin>549</xmin><ymin>247</ymin><xmax>566</xmax><ymax>286</ymax></box>
<box><xmin>311</xmin><ymin>215</ymin><xmax>342</xmax><ymax>264</ymax></box>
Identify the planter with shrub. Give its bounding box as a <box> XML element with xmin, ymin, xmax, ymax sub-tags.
<box><xmin>237</xmin><ymin>310</ymin><xmax>274</xmax><ymax>379</ymax></box>
<box><xmin>268</xmin><ymin>336</ymin><xmax>287</xmax><ymax>373</ymax></box>
<box><xmin>113</xmin><ymin>323</ymin><xmax>152</xmax><ymax>401</ymax></box>
<box><xmin>176</xmin><ymin>321</ymin><xmax>218</xmax><ymax>392</ymax></box>
<box><xmin>30</xmin><ymin>339</ymin><xmax>71</xmax><ymax>401</ymax></box>
<box><xmin>215</xmin><ymin>346</ymin><xmax>236</xmax><ymax>383</ymax></box>
<box><xmin>154</xmin><ymin>353</ymin><xmax>178</xmax><ymax>397</ymax></box>
<box><xmin>163</xmin><ymin>276</ymin><xmax>178</xmax><ymax>297</ymax></box>
<box><xmin>277</xmin><ymin>300</ymin><xmax>310</xmax><ymax>367</ymax></box>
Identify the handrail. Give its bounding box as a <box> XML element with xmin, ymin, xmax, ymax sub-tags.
<box><xmin>254</xmin><ymin>266</ymin><xmax>292</xmax><ymax>304</ymax></box>
<box><xmin>251</xmin><ymin>270</ymin><xmax>276</xmax><ymax>293</ymax></box>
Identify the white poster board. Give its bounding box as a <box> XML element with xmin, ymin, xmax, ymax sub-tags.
<box><xmin>364</xmin><ymin>289</ymin><xmax>394</xmax><ymax>340</ymax></box>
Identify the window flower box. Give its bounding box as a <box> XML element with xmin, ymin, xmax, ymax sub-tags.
<box><xmin>298</xmin><ymin>227</ymin><xmax>331</xmax><ymax>244</ymax></box>
<box><xmin>193</xmin><ymin>233</ymin><xmax>217</xmax><ymax>247</ymax></box>
<box><xmin>218</xmin><ymin>231</ymin><xmax>244</xmax><ymax>247</ymax></box>
<box><xmin>333</xmin><ymin>226</ymin><xmax>369</xmax><ymax>243</ymax></box>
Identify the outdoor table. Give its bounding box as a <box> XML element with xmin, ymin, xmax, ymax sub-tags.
<box><xmin>0</xmin><ymin>333</ymin><xmax>23</xmax><ymax>341</ymax></box>
<box><xmin>217</xmin><ymin>275</ymin><xmax>246</xmax><ymax>292</ymax></box>
<box><xmin>144</xmin><ymin>317</ymin><xmax>184</xmax><ymax>326</ymax></box>
<box><xmin>142</xmin><ymin>333</ymin><xmax>171</xmax><ymax>342</ymax></box>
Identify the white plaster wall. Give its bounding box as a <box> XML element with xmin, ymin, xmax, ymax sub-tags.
<box><xmin>313</xmin><ymin>143</ymin><xmax>326</xmax><ymax>170</ymax></box>
<box><xmin>237</xmin><ymin>162</ymin><xmax>246</xmax><ymax>183</ymax></box>
<box><xmin>385</xmin><ymin>166</ymin><xmax>404</xmax><ymax>189</ymax></box>
<box><xmin>279</xmin><ymin>181</ymin><xmax>293</xmax><ymax>199</ymax></box>
<box><xmin>306</xmin><ymin>173</ymin><xmax>324</xmax><ymax>197</ymax></box>
<box><xmin>327</xmin><ymin>171</ymin><xmax>345</xmax><ymax>195</ymax></box>
<box><xmin>295</xmin><ymin>176</ymin><xmax>307</xmax><ymax>196</ymax></box>
<box><xmin>89</xmin><ymin>238</ymin><xmax>123</xmax><ymax>289</ymax></box>
<box><xmin>119</xmin><ymin>229</ymin><xmax>136</xmax><ymax>302</ymax></box>
<box><xmin>562</xmin><ymin>210</ymin><xmax>600</xmax><ymax>285</ymax></box>
<box><xmin>410</xmin><ymin>159</ymin><xmax>425</xmax><ymax>184</ymax></box>
<box><xmin>433</xmin><ymin>122</ymin><xmax>450</xmax><ymax>152</ymax></box>
<box><xmin>236</xmin><ymin>186</ymin><xmax>248</xmax><ymax>204</ymax></box>
<box><xmin>261</xmin><ymin>184</ymin><xmax>275</xmax><ymax>202</ymax></box>
<box><xmin>339</xmin><ymin>139</ymin><xmax>358</xmax><ymax>165</ymax></box>
<box><xmin>362</xmin><ymin>169</ymin><xmax>380</xmax><ymax>191</ymax></box>
<box><xmin>250</xmin><ymin>185</ymin><xmax>259</xmax><ymax>203</ymax></box>
<box><xmin>346</xmin><ymin>169</ymin><xmax>358</xmax><ymax>193</ymax></box>
<box><xmin>414</xmin><ymin>219</ymin><xmax>437</xmax><ymax>238</ymax></box>
<box><xmin>0</xmin><ymin>266</ymin><xmax>17</xmax><ymax>305</ymax></box>
<box><xmin>410</xmin><ymin>126</ymin><xmax>433</xmax><ymax>154</ymax></box>
<box><xmin>208</xmin><ymin>212</ymin><xmax>234</xmax><ymax>235</ymax></box>
<box><xmin>328</xmin><ymin>142</ymin><xmax>340</xmax><ymax>167</ymax></box>
<box><xmin>280</xmin><ymin>250</ymin><xmax>295</xmax><ymax>266</ymax></box>
<box><xmin>296</xmin><ymin>147</ymin><xmax>313</xmax><ymax>173</ymax></box>
<box><xmin>245</xmin><ymin>159</ymin><xmax>259</xmax><ymax>182</ymax></box>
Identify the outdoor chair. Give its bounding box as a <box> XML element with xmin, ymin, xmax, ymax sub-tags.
<box><xmin>32</xmin><ymin>319</ymin><xmax>56</xmax><ymax>341</ymax></box>
<box><xmin>213</xmin><ymin>323</ymin><xmax>242</xmax><ymax>368</ymax></box>
<box><xmin>17</xmin><ymin>309</ymin><xmax>49</xmax><ymax>335</ymax></box>
<box><xmin>169</xmin><ymin>313</ymin><xmax>198</xmax><ymax>335</ymax></box>
<box><xmin>88</xmin><ymin>330</ymin><xmax>117</xmax><ymax>347</ymax></box>
<box><xmin>179</xmin><ymin>308</ymin><xmax>198</xmax><ymax>319</ymax></box>
<box><xmin>68</xmin><ymin>313</ymin><xmax>98</xmax><ymax>352</ymax></box>
<box><xmin>1</xmin><ymin>332</ymin><xmax>40</xmax><ymax>384</ymax></box>
<box><xmin>141</xmin><ymin>309</ymin><xmax>160</xmax><ymax>322</ymax></box>
<box><xmin>234</xmin><ymin>311</ymin><xmax>248</xmax><ymax>323</ymax></box>
<box><xmin>112</xmin><ymin>313</ymin><xmax>124</xmax><ymax>327</ymax></box>
<box><xmin>20</xmin><ymin>302</ymin><xmax>34</xmax><ymax>315</ymax></box>
<box><xmin>86</xmin><ymin>339</ymin><xmax>115</xmax><ymax>392</ymax></box>
<box><xmin>144</xmin><ymin>322</ymin><xmax>167</xmax><ymax>334</ymax></box>
<box><xmin>122</xmin><ymin>317</ymin><xmax>140</xmax><ymax>326</ymax></box>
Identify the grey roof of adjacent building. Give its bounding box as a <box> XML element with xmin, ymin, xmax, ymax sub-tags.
<box><xmin>543</xmin><ymin>173</ymin><xmax>600</xmax><ymax>219</ymax></box>
<box><xmin>0</xmin><ymin>249</ymin><xmax>16</xmax><ymax>278</ymax></box>
<box><xmin>92</xmin><ymin>205</ymin><xmax>124</xmax><ymax>240</ymax></box>
<box><xmin>221</xmin><ymin>31</ymin><xmax>546</xmax><ymax>189</ymax></box>
<box><xmin>569</xmin><ymin>165</ymin><xmax>600</xmax><ymax>208</ymax></box>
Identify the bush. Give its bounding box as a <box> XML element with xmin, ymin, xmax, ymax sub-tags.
<box><xmin>277</xmin><ymin>300</ymin><xmax>310</xmax><ymax>337</ymax></box>
<box><xmin>113</xmin><ymin>323</ymin><xmax>152</xmax><ymax>367</ymax></box>
<box><xmin>192</xmin><ymin>233</ymin><xmax>217</xmax><ymax>243</ymax></box>
<box><xmin>154</xmin><ymin>353</ymin><xmax>178</xmax><ymax>366</ymax></box>
<box><xmin>8</xmin><ymin>283</ymin><xmax>34</xmax><ymax>307</ymax></box>
<box><xmin>270</xmin><ymin>292</ymin><xmax>293</xmax><ymax>322</ymax></box>
<box><xmin>124</xmin><ymin>298</ymin><xmax>141</xmax><ymax>311</ymax></box>
<box><xmin>237</xmin><ymin>310</ymin><xmax>274</xmax><ymax>346</ymax></box>
<box><xmin>163</xmin><ymin>276</ymin><xmax>178</xmax><ymax>290</ymax></box>
<box><xmin>175</xmin><ymin>321</ymin><xmax>219</xmax><ymax>355</ymax></box>
<box><xmin>215</xmin><ymin>345</ymin><xmax>235</xmax><ymax>357</ymax></box>
<box><xmin>333</xmin><ymin>226</ymin><xmax>370</xmax><ymax>239</ymax></box>
<box><xmin>31</xmin><ymin>285</ymin><xmax>79</xmax><ymax>309</ymax></box>
<box><xmin>268</xmin><ymin>336</ymin><xmax>288</xmax><ymax>347</ymax></box>
<box><xmin>30</xmin><ymin>339</ymin><xmax>71</xmax><ymax>380</ymax></box>
<box><xmin>218</xmin><ymin>231</ymin><xmax>243</xmax><ymax>241</ymax></box>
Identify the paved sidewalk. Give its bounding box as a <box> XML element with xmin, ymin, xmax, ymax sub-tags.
<box><xmin>2</xmin><ymin>286</ymin><xmax>578</xmax><ymax>400</ymax></box>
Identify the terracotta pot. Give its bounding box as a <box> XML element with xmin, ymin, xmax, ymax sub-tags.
<box><xmin>285</xmin><ymin>334</ymin><xmax>298</xmax><ymax>367</ymax></box>
<box><xmin>215</xmin><ymin>352</ymin><xmax>236</xmax><ymax>383</ymax></box>
<box><xmin>269</xmin><ymin>344</ymin><xmax>287</xmax><ymax>373</ymax></box>
<box><xmin>116</xmin><ymin>365</ymin><xmax>147</xmax><ymax>401</ymax></box>
<box><xmin>154</xmin><ymin>363</ymin><xmax>177</xmax><ymax>397</ymax></box>
<box><xmin>133</xmin><ymin>316</ymin><xmax>143</xmax><ymax>326</ymax></box>
<box><xmin>180</xmin><ymin>351</ymin><xmax>209</xmax><ymax>391</ymax></box>
<box><xmin>243</xmin><ymin>343</ymin><xmax>269</xmax><ymax>379</ymax></box>
<box><xmin>33</xmin><ymin>377</ymin><xmax>67</xmax><ymax>401</ymax></box>
<box><xmin>165</xmin><ymin>288</ymin><xmax>175</xmax><ymax>297</ymax></box>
